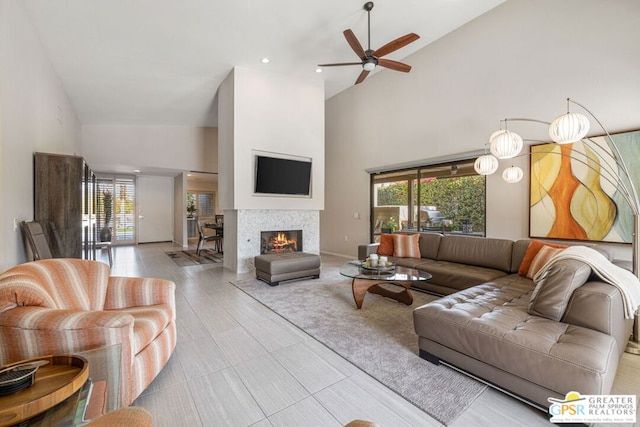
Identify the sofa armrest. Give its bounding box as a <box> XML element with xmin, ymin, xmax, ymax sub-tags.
<box><xmin>105</xmin><ymin>277</ymin><xmax>176</xmax><ymax>310</ymax></box>
<box><xmin>562</xmin><ymin>281</ymin><xmax>633</xmax><ymax>355</ymax></box>
<box><xmin>358</xmin><ymin>243</ymin><xmax>379</xmax><ymax>260</ymax></box>
<box><xmin>0</xmin><ymin>306</ymin><xmax>135</xmax><ymax>364</ymax></box>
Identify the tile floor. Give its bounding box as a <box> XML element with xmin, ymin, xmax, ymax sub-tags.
<box><xmin>101</xmin><ymin>242</ymin><xmax>639</xmax><ymax>427</ymax></box>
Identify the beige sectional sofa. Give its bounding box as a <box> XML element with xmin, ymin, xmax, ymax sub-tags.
<box><xmin>358</xmin><ymin>233</ymin><xmax>634</xmax><ymax>410</ymax></box>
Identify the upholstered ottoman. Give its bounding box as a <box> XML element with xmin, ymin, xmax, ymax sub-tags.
<box><xmin>255</xmin><ymin>252</ymin><xmax>321</xmax><ymax>286</ymax></box>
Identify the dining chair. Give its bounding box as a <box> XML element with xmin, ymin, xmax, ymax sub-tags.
<box><xmin>21</xmin><ymin>221</ymin><xmax>53</xmax><ymax>261</ymax></box>
<box><xmin>195</xmin><ymin>216</ymin><xmax>222</xmax><ymax>255</ymax></box>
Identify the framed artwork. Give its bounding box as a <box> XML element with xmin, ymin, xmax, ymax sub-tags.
<box><xmin>529</xmin><ymin>129</ymin><xmax>640</xmax><ymax>243</ymax></box>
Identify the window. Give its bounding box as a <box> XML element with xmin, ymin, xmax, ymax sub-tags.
<box><xmin>188</xmin><ymin>192</ymin><xmax>215</xmax><ymax>217</ymax></box>
<box><xmin>371</xmin><ymin>159</ymin><xmax>486</xmax><ymax>241</ymax></box>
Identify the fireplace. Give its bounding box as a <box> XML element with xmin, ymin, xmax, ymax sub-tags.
<box><xmin>260</xmin><ymin>230</ymin><xmax>302</xmax><ymax>254</ymax></box>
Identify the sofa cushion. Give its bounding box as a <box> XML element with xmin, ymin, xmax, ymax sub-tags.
<box><xmin>436</xmin><ymin>235</ymin><xmax>513</xmax><ymax>272</ymax></box>
<box><xmin>0</xmin><ymin>259</ymin><xmax>111</xmax><ymax>312</ymax></box>
<box><xmin>414</xmin><ymin>260</ymin><xmax>508</xmax><ymax>291</ymax></box>
<box><xmin>376</xmin><ymin>234</ymin><xmax>394</xmax><ymax>256</ymax></box>
<box><xmin>418</xmin><ymin>233</ymin><xmax>442</xmax><ymax>260</ymax></box>
<box><xmin>528</xmin><ymin>259</ymin><xmax>592</xmax><ymax>321</ymax></box>
<box><xmin>563</xmin><ymin>281</ymin><xmax>631</xmax><ymax>349</ymax></box>
<box><xmin>393</xmin><ymin>234</ymin><xmax>421</xmax><ymax>258</ymax></box>
<box><xmin>526</xmin><ymin>245</ymin><xmax>565</xmax><ymax>279</ymax></box>
<box><xmin>510</xmin><ymin>240</ymin><xmax>531</xmax><ymax>273</ymax></box>
<box><xmin>518</xmin><ymin>240</ymin><xmax>568</xmax><ymax>277</ymax></box>
<box><xmin>392</xmin><ymin>256</ymin><xmax>428</xmax><ymax>269</ymax></box>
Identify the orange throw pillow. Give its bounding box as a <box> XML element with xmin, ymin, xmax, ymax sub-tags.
<box><xmin>377</xmin><ymin>234</ymin><xmax>394</xmax><ymax>256</ymax></box>
<box><xmin>518</xmin><ymin>239</ymin><xmax>568</xmax><ymax>277</ymax></box>
<box><xmin>392</xmin><ymin>234</ymin><xmax>421</xmax><ymax>258</ymax></box>
<box><xmin>526</xmin><ymin>245</ymin><xmax>565</xmax><ymax>279</ymax></box>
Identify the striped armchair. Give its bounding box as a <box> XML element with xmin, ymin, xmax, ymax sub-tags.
<box><xmin>0</xmin><ymin>259</ymin><xmax>176</xmax><ymax>406</ymax></box>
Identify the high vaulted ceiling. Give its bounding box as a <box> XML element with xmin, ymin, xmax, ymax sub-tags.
<box><xmin>23</xmin><ymin>0</ymin><xmax>505</xmax><ymax>127</ymax></box>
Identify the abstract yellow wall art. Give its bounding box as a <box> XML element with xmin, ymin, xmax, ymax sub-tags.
<box><xmin>530</xmin><ymin>130</ymin><xmax>640</xmax><ymax>243</ymax></box>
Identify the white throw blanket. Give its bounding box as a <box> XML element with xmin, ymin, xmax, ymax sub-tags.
<box><xmin>533</xmin><ymin>245</ymin><xmax>640</xmax><ymax>320</ymax></box>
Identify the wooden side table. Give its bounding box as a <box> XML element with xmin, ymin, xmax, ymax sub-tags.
<box><xmin>0</xmin><ymin>355</ymin><xmax>88</xmax><ymax>427</ymax></box>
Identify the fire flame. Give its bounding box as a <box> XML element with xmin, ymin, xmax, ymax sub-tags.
<box><xmin>265</xmin><ymin>232</ymin><xmax>298</xmax><ymax>253</ymax></box>
<box><xmin>273</xmin><ymin>232</ymin><xmax>296</xmax><ymax>250</ymax></box>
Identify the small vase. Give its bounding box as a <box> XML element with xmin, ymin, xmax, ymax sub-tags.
<box><xmin>99</xmin><ymin>226</ymin><xmax>112</xmax><ymax>242</ymax></box>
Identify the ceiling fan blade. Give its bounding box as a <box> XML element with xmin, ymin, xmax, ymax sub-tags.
<box><xmin>317</xmin><ymin>62</ymin><xmax>362</xmax><ymax>67</ymax></box>
<box><xmin>343</xmin><ymin>29</ymin><xmax>366</xmax><ymax>59</ymax></box>
<box><xmin>355</xmin><ymin>70</ymin><xmax>370</xmax><ymax>85</ymax></box>
<box><xmin>373</xmin><ymin>33</ymin><xmax>420</xmax><ymax>58</ymax></box>
<box><xmin>377</xmin><ymin>58</ymin><xmax>412</xmax><ymax>73</ymax></box>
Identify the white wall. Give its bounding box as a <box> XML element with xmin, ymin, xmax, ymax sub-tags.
<box><xmin>202</xmin><ymin>127</ymin><xmax>218</xmax><ymax>173</ymax></box>
<box><xmin>0</xmin><ymin>0</ymin><xmax>81</xmax><ymax>270</ymax></box>
<box><xmin>174</xmin><ymin>173</ymin><xmax>187</xmax><ymax>247</ymax></box>
<box><xmin>323</xmin><ymin>0</ymin><xmax>640</xmax><ymax>260</ymax></box>
<box><xmin>81</xmin><ymin>125</ymin><xmax>217</xmax><ymax>174</ymax></box>
<box><xmin>218</xmin><ymin>70</ymin><xmax>235</xmax><ymax>211</ymax></box>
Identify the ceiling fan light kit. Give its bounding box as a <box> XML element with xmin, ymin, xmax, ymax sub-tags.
<box><xmin>318</xmin><ymin>2</ymin><xmax>419</xmax><ymax>85</ymax></box>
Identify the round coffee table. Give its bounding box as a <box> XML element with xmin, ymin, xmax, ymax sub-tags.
<box><xmin>0</xmin><ymin>355</ymin><xmax>88</xmax><ymax>426</ymax></box>
<box><xmin>340</xmin><ymin>262</ymin><xmax>432</xmax><ymax>309</ymax></box>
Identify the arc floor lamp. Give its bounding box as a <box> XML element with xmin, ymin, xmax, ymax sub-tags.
<box><xmin>474</xmin><ymin>98</ymin><xmax>640</xmax><ymax>353</ymax></box>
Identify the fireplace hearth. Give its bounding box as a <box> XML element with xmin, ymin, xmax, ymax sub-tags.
<box><xmin>261</xmin><ymin>230</ymin><xmax>302</xmax><ymax>254</ymax></box>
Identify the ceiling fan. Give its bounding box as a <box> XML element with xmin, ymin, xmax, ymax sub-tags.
<box><xmin>319</xmin><ymin>2</ymin><xmax>420</xmax><ymax>85</ymax></box>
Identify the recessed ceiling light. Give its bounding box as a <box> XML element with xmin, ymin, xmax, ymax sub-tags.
<box><xmin>315</xmin><ymin>68</ymin><xmax>323</xmax><ymax>73</ymax></box>
<box><xmin>133</xmin><ymin>169</ymin><xmax>140</xmax><ymax>173</ymax></box>
<box><xmin>260</xmin><ymin>58</ymin><xmax>270</xmax><ymax>64</ymax></box>
<box><xmin>187</xmin><ymin>173</ymin><xmax>192</xmax><ymax>177</ymax></box>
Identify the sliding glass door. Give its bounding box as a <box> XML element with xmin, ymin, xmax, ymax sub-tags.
<box><xmin>96</xmin><ymin>175</ymin><xmax>136</xmax><ymax>245</ymax></box>
<box><xmin>370</xmin><ymin>159</ymin><xmax>486</xmax><ymax>241</ymax></box>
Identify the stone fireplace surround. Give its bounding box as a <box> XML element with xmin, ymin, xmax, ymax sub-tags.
<box><xmin>235</xmin><ymin>209</ymin><xmax>319</xmax><ymax>273</ymax></box>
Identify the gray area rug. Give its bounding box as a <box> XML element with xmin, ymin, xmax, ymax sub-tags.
<box><xmin>165</xmin><ymin>249</ymin><xmax>222</xmax><ymax>266</ymax></box>
<box><xmin>231</xmin><ymin>264</ymin><xmax>486</xmax><ymax>425</ymax></box>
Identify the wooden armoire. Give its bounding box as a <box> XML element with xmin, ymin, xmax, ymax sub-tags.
<box><xmin>34</xmin><ymin>152</ymin><xmax>96</xmax><ymax>259</ymax></box>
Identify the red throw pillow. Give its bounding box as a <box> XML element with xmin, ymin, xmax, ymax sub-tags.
<box><xmin>377</xmin><ymin>234</ymin><xmax>394</xmax><ymax>256</ymax></box>
<box><xmin>392</xmin><ymin>234</ymin><xmax>421</xmax><ymax>258</ymax></box>
<box><xmin>518</xmin><ymin>239</ymin><xmax>568</xmax><ymax>276</ymax></box>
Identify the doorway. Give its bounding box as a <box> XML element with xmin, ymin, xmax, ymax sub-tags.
<box><xmin>137</xmin><ymin>176</ymin><xmax>173</xmax><ymax>243</ymax></box>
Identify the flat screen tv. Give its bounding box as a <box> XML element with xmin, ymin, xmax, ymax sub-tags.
<box><xmin>254</xmin><ymin>155</ymin><xmax>312</xmax><ymax>196</ymax></box>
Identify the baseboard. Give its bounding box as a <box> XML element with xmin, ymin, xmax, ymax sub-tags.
<box><xmin>319</xmin><ymin>251</ymin><xmax>353</xmax><ymax>259</ymax></box>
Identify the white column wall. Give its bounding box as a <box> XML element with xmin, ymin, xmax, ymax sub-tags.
<box><xmin>218</xmin><ymin>67</ymin><xmax>325</xmax><ymax>272</ymax></box>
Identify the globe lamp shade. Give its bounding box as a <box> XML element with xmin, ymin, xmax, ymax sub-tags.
<box><xmin>549</xmin><ymin>112</ymin><xmax>590</xmax><ymax>144</ymax></box>
<box><xmin>502</xmin><ymin>166</ymin><xmax>524</xmax><ymax>183</ymax></box>
<box><xmin>474</xmin><ymin>154</ymin><xmax>499</xmax><ymax>175</ymax></box>
<box><xmin>489</xmin><ymin>129</ymin><xmax>507</xmax><ymax>144</ymax></box>
<box><xmin>490</xmin><ymin>130</ymin><xmax>523</xmax><ymax>159</ymax></box>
